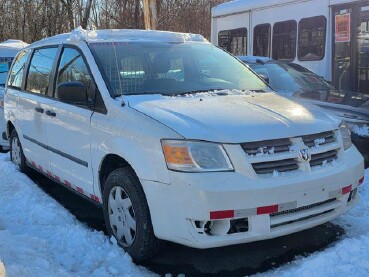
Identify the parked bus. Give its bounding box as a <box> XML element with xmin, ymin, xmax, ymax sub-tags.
<box><xmin>211</xmin><ymin>0</ymin><xmax>369</xmax><ymax>95</ymax></box>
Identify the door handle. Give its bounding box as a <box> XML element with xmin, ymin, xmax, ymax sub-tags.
<box><xmin>45</xmin><ymin>110</ymin><xmax>56</xmax><ymax>117</ymax></box>
<box><xmin>35</xmin><ymin>107</ymin><xmax>44</xmax><ymax>113</ymax></box>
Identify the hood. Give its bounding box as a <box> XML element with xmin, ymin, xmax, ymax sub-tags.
<box><xmin>127</xmin><ymin>92</ymin><xmax>340</xmax><ymax>143</ymax></box>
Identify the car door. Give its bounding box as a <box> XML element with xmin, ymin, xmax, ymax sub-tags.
<box><xmin>43</xmin><ymin>46</ymin><xmax>94</xmax><ymax>195</ymax></box>
<box><xmin>16</xmin><ymin>47</ymin><xmax>59</xmax><ymax>174</ymax></box>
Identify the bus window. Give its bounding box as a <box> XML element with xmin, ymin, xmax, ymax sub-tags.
<box><xmin>358</xmin><ymin>5</ymin><xmax>369</xmax><ymax>94</ymax></box>
<box><xmin>218</xmin><ymin>28</ymin><xmax>247</xmax><ymax>56</ymax></box>
<box><xmin>253</xmin><ymin>24</ymin><xmax>271</xmax><ymax>57</ymax></box>
<box><xmin>298</xmin><ymin>16</ymin><xmax>327</xmax><ymax>61</ymax></box>
<box><xmin>272</xmin><ymin>20</ymin><xmax>297</xmax><ymax>61</ymax></box>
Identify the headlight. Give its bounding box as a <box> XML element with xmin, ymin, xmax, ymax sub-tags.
<box><xmin>161</xmin><ymin>140</ymin><xmax>233</xmax><ymax>172</ymax></box>
<box><xmin>339</xmin><ymin>122</ymin><xmax>352</xmax><ymax>150</ymax></box>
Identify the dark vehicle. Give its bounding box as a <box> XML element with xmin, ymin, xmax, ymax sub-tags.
<box><xmin>238</xmin><ymin>56</ymin><xmax>369</xmax><ymax>167</ymax></box>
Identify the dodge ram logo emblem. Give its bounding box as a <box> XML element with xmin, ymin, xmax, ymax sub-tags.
<box><xmin>299</xmin><ymin>148</ymin><xmax>311</xmax><ymax>162</ymax></box>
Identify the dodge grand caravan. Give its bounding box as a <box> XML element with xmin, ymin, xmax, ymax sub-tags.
<box><xmin>4</xmin><ymin>28</ymin><xmax>365</xmax><ymax>262</ymax></box>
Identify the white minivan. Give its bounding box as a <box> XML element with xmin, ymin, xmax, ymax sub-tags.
<box><xmin>4</xmin><ymin>28</ymin><xmax>365</xmax><ymax>262</ymax></box>
<box><xmin>0</xmin><ymin>40</ymin><xmax>28</xmax><ymax>152</ymax></box>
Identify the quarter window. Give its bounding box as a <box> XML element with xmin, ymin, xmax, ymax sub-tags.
<box><xmin>272</xmin><ymin>20</ymin><xmax>297</xmax><ymax>61</ymax></box>
<box><xmin>26</xmin><ymin>48</ymin><xmax>58</xmax><ymax>94</ymax></box>
<box><xmin>218</xmin><ymin>28</ymin><xmax>247</xmax><ymax>56</ymax></box>
<box><xmin>253</xmin><ymin>24</ymin><xmax>271</xmax><ymax>57</ymax></box>
<box><xmin>298</xmin><ymin>16</ymin><xmax>327</xmax><ymax>61</ymax></box>
<box><xmin>8</xmin><ymin>50</ymin><xmax>31</xmax><ymax>89</ymax></box>
<box><xmin>55</xmin><ymin>47</ymin><xmax>92</xmax><ymax>99</ymax></box>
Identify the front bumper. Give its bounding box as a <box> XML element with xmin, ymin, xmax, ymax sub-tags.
<box><xmin>142</xmin><ymin>146</ymin><xmax>364</xmax><ymax>249</ymax></box>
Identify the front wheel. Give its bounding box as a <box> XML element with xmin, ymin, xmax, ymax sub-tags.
<box><xmin>102</xmin><ymin>167</ymin><xmax>160</xmax><ymax>262</ymax></box>
<box><xmin>10</xmin><ymin>129</ymin><xmax>29</xmax><ymax>173</ymax></box>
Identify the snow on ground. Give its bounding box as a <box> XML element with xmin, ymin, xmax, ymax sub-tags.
<box><xmin>0</xmin><ymin>153</ymin><xmax>154</xmax><ymax>277</ymax></box>
<box><xmin>0</xmin><ymin>151</ymin><xmax>368</xmax><ymax>277</ymax></box>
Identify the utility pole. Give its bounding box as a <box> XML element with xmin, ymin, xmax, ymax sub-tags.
<box><xmin>143</xmin><ymin>0</ymin><xmax>157</xmax><ymax>30</ymax></box>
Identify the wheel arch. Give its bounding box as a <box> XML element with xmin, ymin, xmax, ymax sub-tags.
<box><xmin>6</xmin><ymin>121</ymin><xmax>15</xmax><ymax>139</ymax></box>
<box><xmin>98</xmin><ymin>154</ymin><xmax>132</xmax><ymax>194</ymax></box>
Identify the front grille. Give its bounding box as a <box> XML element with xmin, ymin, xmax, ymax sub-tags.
<box><xmin>310</xmin><ymin>149</ymin><xmax>339</xmax><ymax>167</ymax></box>
<box><xmin>270</xmin><ymin>198</ymin><xmax>337</xmax><ymax>228</ymax></box>
<box><xmin>271</xmin><ymin>198</ymin><xmax>336</xmax><ymax>217</ymax></box>
<box><xmin>244</xmin><ymin>130</ymin><xmax>340</xmax><ymax>176</ymax></box>
<box><xmin>271</xmin><ymin>209</ymin><xmax>334</xmax><ymax>228</ymax></box>
<box><xmin>252</xmin><ymin>158</ymin><xmax>298</xmax><ymax>174</ymax></box>
<box><xmin>241</xmin><ymin>138</ymin><xmax>291</xmax><ymax>156</ymax></box>
<box><xmin>302</xmin><ymin>131</ymin><xmax>336</xmax><ymax>147</ymax></box>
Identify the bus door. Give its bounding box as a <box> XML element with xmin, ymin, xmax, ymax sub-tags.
<box><xmin>333</xmin><ymin>2</ymin><xmax>369</xmax><ymax>95</ymax></box>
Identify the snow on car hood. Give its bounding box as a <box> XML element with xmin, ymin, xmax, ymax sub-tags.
<box><xmin>127</xmin><ymin>91</ymin><xmax>340</xmax><ymax>143</ymax></box>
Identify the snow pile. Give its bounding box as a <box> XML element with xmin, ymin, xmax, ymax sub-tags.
<box><xmin>0</xmin><ymin>154</ymin><xmax>153</xmax><ymax>277</ymax></box>
<box><xmin>314</xmin><ymin>138</ymin><xmax>326</xmax><ymax>147</ymax></box>
<box><xmin>69</xmin><ymin>27</ymin><xmax>207</xmax><ymax>44</ymax></box>
<box><xmin>0</xmin><ymin>39</ymin><xmax>28</xmax><ymax>50</ymax></box>
<box><xmin>180</xmin><ymin>89</ymin><xmax>258</xmax><ymax>98</ymax></box>
<box><xmin>351</xmin><ymin>124</ymin><xmax>369</xmax><ymax>138</ymax></box>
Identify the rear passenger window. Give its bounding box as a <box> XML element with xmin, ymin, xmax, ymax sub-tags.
<box><xmin>218</xmin><ymin>28</ymin><xmax>247</xmax><ymax>56</ymax></box>
<box><xmin>26</xmin><ymin>48</ymin><xmax>58</xmax><ymax>94</ymax></box>
<box><xmin>8</xmin><ymin>50</ymin><xmax>31</xmax><ymax>89</ymax></box>
<box><xmin>298</xmin><ymin>16</ymin><xmax>327</xmax><ymax>61</ymax></box>
<box><xmin>253</xmin><ymin>24</ymin><xmax>271</xmax><ymax>57</ymax></box>
<box><xmin>55</xmin><ymin>47</ymin><xmax>92</xmax><ymax>99</ymax></box>
<box><xmin>272</xmin><ymin>20</ymin><xmax>297</xmax><ymax>61</ymax></box>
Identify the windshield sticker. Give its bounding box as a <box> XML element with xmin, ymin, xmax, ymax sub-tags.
<box><xmin>335</xmin><ymin>13</ymin><xmax>351</xmax><ymax>43</ymax></box>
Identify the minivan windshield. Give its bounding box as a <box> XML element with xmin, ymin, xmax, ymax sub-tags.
<box><xmin>89</xmin><ymin>42</ymin><xmax>269</xmax><ymax>97</ymax></box>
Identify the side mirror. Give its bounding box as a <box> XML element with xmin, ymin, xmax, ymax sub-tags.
<box><xmin>57</xmin><ymin>82</ymin><xmax>88</xmax><ymax>105</ymax></box>
<box><xmin>259</xmin><ymin>73</ymin><xmax>270</xmax><ymax>84</ymax></box>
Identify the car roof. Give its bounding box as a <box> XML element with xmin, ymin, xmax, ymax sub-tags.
<box><xmin>237</xmin><ymin>56</ymin><xmax>273</xmax><ymax>65</ymax></box>
<box><xmin>27</xmin><ymin>27</ymin><xmax>209</xmax><ymax>49</ymax></box>
<box><xmin>0</xmin><ymin>40</ymin><xmax>28</xmax><ymax>57</ymax></box>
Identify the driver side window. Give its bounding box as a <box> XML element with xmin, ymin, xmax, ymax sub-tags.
<box><xmin>55</xmin><ymin>47</ymin><xmax>92</xmax><ymax>100</ymax></box>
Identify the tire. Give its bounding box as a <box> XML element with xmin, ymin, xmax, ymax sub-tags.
<box><xmin>102</xmin><ymin>167</ymin><xmax>160</xmax><ymax>262</ymax></box>
<box><xmin>10</xmin><ymin>129</ymin><xmax>29</xmax><ymax>173</ymax></box>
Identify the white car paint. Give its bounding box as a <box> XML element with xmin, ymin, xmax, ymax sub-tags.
<box><xmin>128</xmin><ymin>93</ymin><xmax>341</xmax><ymax>142</ymax></box>
<box><xmin>0</xmin><ymin>40</ymin><xmax>28</xmax><ymax>151</ymax></box>
<box><xmin>4</xmin><ymin>29</ymin><xmax>365</xmax><ymax>249</ymax></box>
